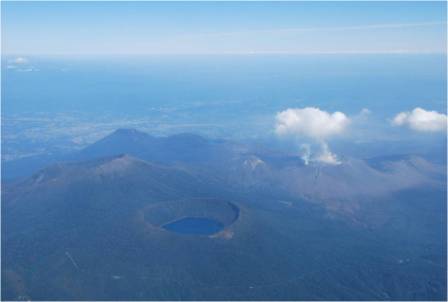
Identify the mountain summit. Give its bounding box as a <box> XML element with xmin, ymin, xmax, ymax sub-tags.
<box><xmin>78</xmin><ymin>129</ymin><xmax>228</xmax><ymax>165</ymax></box>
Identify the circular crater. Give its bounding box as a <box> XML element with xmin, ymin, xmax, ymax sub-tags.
<box><xmin>144</xmin><ymin>199</ymin><xmax>239</xmax><ymax>236</ymax></box>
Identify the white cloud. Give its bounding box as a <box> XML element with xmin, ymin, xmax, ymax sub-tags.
<box><xmin>275</xmin><ymin>107</ymin><xmax>350</xmax><ymax>139</ymax></box>
<box><xmin>10</xmin><ymin>57</ymin><xmax>28</xmax><ymax>65</ymax></box>
<box><xmin>276</xmin><ymin>107</ymin><xmax>349</xmax><ymax>165</ymax></box>
<box><xmin>392</xmin><ymin>107</ymin><xmax>447</xmax><ymax>132</ymax></box>
<box><xmin>6</xmin><ymin>57</ymin><xmax>39</xmax><ymax>72</ymax></box>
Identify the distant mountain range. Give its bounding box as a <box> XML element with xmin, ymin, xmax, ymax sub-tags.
<box><xmin>4</xmin><ymin>128</ymin><xmax>445</xmax><ymax>214</ymax></box>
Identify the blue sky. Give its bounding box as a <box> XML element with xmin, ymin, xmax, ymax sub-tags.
<box><xmin>2</xmin><ymin>1</ymin><xmax>447</xmax><ymax>55</ymax></box>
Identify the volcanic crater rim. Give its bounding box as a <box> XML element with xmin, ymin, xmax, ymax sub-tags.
<box><xmin>143</xmin><ymin>198</ymin><xmax>240</xmax><ymax>236</ymax></box>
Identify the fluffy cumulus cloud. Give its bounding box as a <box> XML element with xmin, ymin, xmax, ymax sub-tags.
<box><xmin>276</xmin><ymin>107</ymin><xmax>350</xmax><ymax>139</ymax></box>
<box><xmin>276</xmin><ymin>107</ymin><xmax>350</xmax><ymax>165</ymax></box>
<box><xmin>392</xmin><ymin>107</ymin><xmax>447</xmax><ymax>132</ymax></box>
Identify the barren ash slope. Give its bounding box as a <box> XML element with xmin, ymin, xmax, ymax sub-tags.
<box><xmin>2</xmin><ymin>129</ymin><xmax>446</xmax><ymax>300</ymax></box>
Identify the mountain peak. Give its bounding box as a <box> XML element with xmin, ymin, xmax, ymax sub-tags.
<box><xmin>110</xmin><ymin>128</ymin><xmax>150</xmax><ymax>138</ymax></box>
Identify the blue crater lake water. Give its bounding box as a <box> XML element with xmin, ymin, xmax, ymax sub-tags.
<box><xmin>162</xmin><ymin>217</ymin><xmax>224</xmax><ymax>235</ymax></box>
